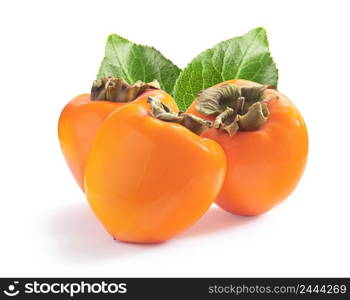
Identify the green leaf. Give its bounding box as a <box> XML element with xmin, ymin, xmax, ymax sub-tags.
<box><xmin>173</xmin><ymin>27</ymin><xmax>278</xmax><ymax>111</ymax></box>
<box><xmin>98</xmin><ymin>34</ymin><xmax>181</xmax><ymax>95</ymax></box>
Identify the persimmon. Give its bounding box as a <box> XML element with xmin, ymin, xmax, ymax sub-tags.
<box><xmin>186</xmin><ymin>79</ymin><xmax>308</xmax><ymax>216</ymax></box>
<box><xmin>58</xmin><ymin>76</ymin><xmax>178</xmax><ymax>191</ymax></box>
<box><xmin>85</xmin><ymin>98</ymin><xmax>226</xmax><ymax>243</ymax></box>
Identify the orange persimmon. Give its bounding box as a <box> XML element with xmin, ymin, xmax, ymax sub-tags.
<box><xmin>186</xmin><ymin>79</ymin><xmax>308</xmax><ymax>216</ymax></box>
<box><xmin>58</xmin><ymin>77</ymin><xmax>178</xmax><ymax>191</ymax></box>
<box><xmin>85</xmin><ymin>97</ymin><xmax>226</xmax><ymax>243</ymax></box>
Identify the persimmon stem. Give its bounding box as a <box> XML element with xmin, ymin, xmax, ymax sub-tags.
<box><xmin>147</xmin><ymin>97</ymin><xmax>212</xmax><ymax>136</ymax></box>
<box><xmin>236</xmin><ymin>97</ymin><xmax>245</xmax><ymax>115</ymax></box>
<box><xmin>195</xmin><ymin>84</ymin><xmax>276</xmax><ymax>136</ymax></box>
<box><xmin>91</xmin><ymin>76</ymin><xmax>160</xmax><ymax>102</ymax></box>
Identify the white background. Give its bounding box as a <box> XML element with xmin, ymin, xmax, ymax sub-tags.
<box><xmin>1</xmin><ymin>0</ymin><xmax>349</xmax><ymax>277</ymax></box>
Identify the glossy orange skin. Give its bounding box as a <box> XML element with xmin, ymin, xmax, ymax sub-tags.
<box><xmin>58</xmin><ymin>90</ymin><xmax>178</xmax><ymax>191</ymax></box>
<box><xmin>85</xmin><ymin>103</ymin><xmax>226</xmax><ymax>243</ymax></box>
<box><xmin>187</xmin><ymin>79</ymin><xmax>308</xmax><ymax>216</ymax></box>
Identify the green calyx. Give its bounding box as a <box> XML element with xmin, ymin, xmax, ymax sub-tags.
<box><xmin>147</xmin><ymin>97</ymin><xmax>212</xmax><ymax>136</ymax></box>
<box><xmin>91</xmin><ymin>76</ymin><xmax>160</xmax><ymax>102</ymax></box>
<box><xmin>196</xmin><ymin>84</ymin><xmax>275</xmax><ymax>136</ymax></box>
